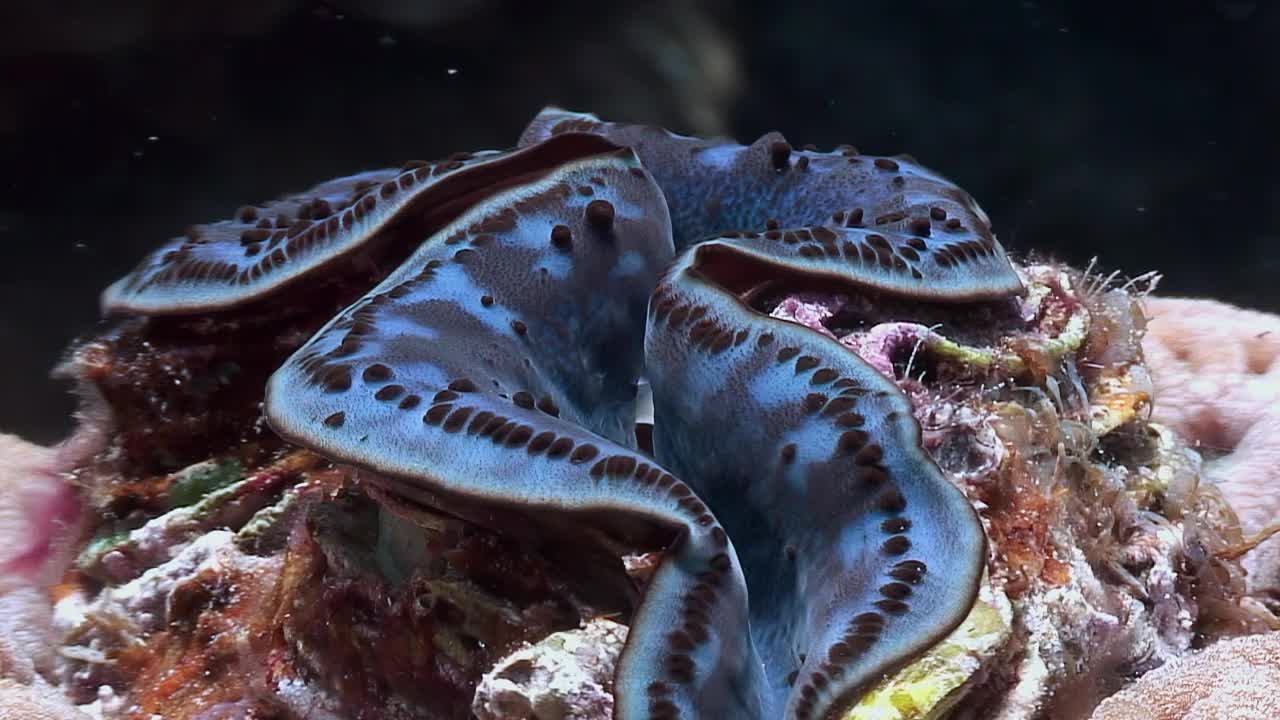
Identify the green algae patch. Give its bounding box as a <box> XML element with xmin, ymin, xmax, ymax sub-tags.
<box><xmin>74</xmin><ymin>528</ymin><xmax>133</xmax><ymax>574</ymax></box>
<box><xmin>846</xmin><ymin>580</ymin><xmax>1011</xmax><ymax>720</ymax></box>
<box><xmin>167</xmin><ymin>458</ymin><xmax>244</xmax><ymax>509</ymax></box>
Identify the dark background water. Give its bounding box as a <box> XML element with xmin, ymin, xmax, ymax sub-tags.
<box><xmin>2</xmin><ymin>0</ymin><xmax>1276</xmax><ymax>444</ymax></box>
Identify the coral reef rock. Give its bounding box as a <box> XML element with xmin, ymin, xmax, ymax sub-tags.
<box><xmin>472</xmin><ymin>618</ymin><xmax>628</xmax><ymax>720</ymax></box>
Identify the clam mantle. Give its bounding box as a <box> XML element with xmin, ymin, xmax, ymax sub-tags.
<box><xmin>102</xmin><ymin>109</ymin><xmax>1024</xmax><ymax>719</ymax></box>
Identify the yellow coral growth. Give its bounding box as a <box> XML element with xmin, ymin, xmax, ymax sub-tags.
<box><xmin>846</xmin><ymin>580</ymin><xmax>1011</xmax><ymax>720</ymax></box>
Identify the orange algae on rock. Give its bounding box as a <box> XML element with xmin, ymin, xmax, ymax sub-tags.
<box><xmin>109</xmin><ymin>545</ymin><xmax>287</xmax><ymax>718</ymax></box>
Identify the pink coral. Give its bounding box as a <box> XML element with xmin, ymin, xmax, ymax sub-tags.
<box><xmin>0</xmin><ymin>426</ymin><xmax>99</xmax><ymax>717</ymax></box>
<box><xmin>0</xmin><ymin>433</ymin><xmax>87</xmax><ymax>683</ymax></box>
<box><xmin>838</xmin><ymin>322</ymin><xmax>936</xmax><ymax>379</ymax></box>
<box><xmin>0</xmin><ymin>435</ymin><xmax>82</xmax><ymax>588</ymax></box>
<box><xmin>767</xmin><ymin>293</ymin><xmax>844</xmax><ymax>339</ymax></box>
<box><xmin>1142</xmin><ymin>297</ymin><xmax>1280</xmax><ymax>597</ymax></box>
<box><xmin>1089</xmin><ymin>632</ymin><xmax>1280</xmax><ymax>720</ymax></box>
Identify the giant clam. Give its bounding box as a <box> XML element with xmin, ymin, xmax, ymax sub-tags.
<box><xmin>101</xmin><ymin>109</ymin><xmax>1025</xmax><ymax>719</ymax></box>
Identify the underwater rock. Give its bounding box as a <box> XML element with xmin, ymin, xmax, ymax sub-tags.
<box><xmin>1</xmin><ymin>110</ymin><xmax>1275</xmax><ymax>719</ymax></box>
<box><xmin>1089</xmin><ymin>631</ymin><xmax>1280</xmax><ymax>720</ymax></box>
<box><xmin>472</xmin><ymin>618</ymin><xmax>629</xmax><ymax>720</ymax></box>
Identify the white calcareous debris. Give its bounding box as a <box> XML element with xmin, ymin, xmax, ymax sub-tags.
<box><xmin>53</xmin><ymin>530</ymin><xmax>276</xmax><ymax>700</ymax></box>
<box><xmin>472</xmin><ymin>618</ymin><xmax>628</xmax><ymax>720</ymax></box>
